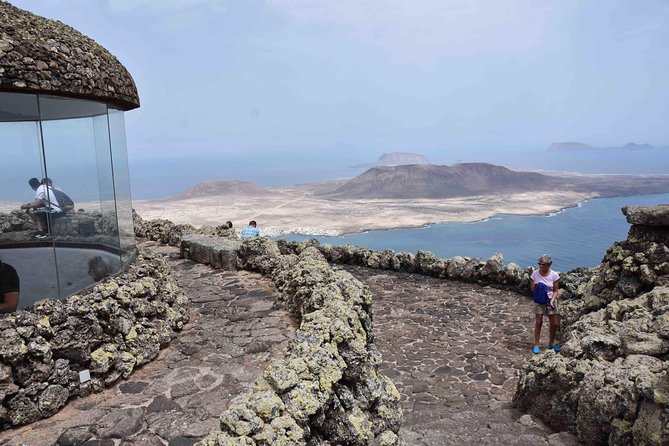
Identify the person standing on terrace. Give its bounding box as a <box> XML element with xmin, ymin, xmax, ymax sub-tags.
<box><xmin>530</xmin><ymin>254</ymin><xmax>560</xmax><ymax>354</ymax></box>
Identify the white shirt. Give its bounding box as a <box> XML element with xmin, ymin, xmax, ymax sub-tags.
<box><xmin>34</xmin><ymin>185</ymin><xmax>62</xmax><ymax>213</ymax></box>
<box><xmin>531</xmin><ymin>269</ymin><xmax>560</xmax><ymax>299</ymax></box>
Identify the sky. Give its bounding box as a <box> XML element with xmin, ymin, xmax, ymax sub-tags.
<box><xmin>9</xmin><ymin>0</ymin><xmax>669</xmax><ymax>192</ymax></box>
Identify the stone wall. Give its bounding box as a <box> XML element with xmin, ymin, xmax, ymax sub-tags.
<box><xmin>513</xmin><ymin>205</ymin><xmax>669</xmax><ymax>445</ymax></box>
<box><xmin>0</xmin><ymin>249</ymin><xmax>188</xmax><ymax>429</ymax></box>
<box><xmin>179</xmin><ymin>236</ymin><xmax>402</xmax><ymax>445</ymax></box>
<box><xmin>276</xmin><ymin>239</ymin><xmax>534</xmax><ymax>293</ymax></box>
<box><xmin>133</xmin><ymin>211</ymin><xmax>532</xmax><ymax>295</ymax></box>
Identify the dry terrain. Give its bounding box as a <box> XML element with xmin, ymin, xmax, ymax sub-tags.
<box><xmin>133</xmin><ymin>188</ymin><xmax>596</xmax><ymax>236</ymax></box>
<box><xmin>133</xmin><ymin>166</ymin><xmax>669</xmax><ymax>237</ymax></box>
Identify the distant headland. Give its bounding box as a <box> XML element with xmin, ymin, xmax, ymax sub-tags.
<box><xmin>548</xmin><ymin>141</ymin><xmax>667</xmax><ymax>151</ymax></box>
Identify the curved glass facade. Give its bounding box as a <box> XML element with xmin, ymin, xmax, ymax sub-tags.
<box><xmin>0</xmin><ymin>92</ymin><xmax>136</xmax><ymax>309</ymax></box>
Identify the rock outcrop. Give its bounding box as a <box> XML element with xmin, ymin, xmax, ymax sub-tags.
<box><xmin>134</xmin><ymin>206</ymin><xmax>668</xmax><ymax>445</ymax></box>
<box><xmin>514</xmin><ymin>205</ymin><xmax>669</xmax><ymax>445</ymax></box>
<box><xmin>133</xmin><ymin>210</ymin><xmax>238</xmax><ymax>247</ymax></box>
<box><xmin>0</xmin><ymin>249</ymin><xmax>188</xmax><ymax>429</ymax></box>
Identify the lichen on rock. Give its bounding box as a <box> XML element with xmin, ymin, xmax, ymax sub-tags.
<box><xmin>0</xmin><ymin>248</ymin><xmax>187</xmax><ymax>429</ymax></box>
<box><xmin>193</xmin><ymin>236</ymin><xmax>402</xmax><ymax>445</ymax></box>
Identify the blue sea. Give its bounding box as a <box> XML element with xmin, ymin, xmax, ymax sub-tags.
<box><xmin>277</xmin><ymin>193</ymin><xmax>669</xmax><ymax>272</ymax></box>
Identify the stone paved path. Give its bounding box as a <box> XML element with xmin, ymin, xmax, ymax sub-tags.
<box><xmin>0</xmin><ymin>243</ymin><xmax>582</xmax><ymax>445</ymax></box>
<box><xmin>0</xmin><ymin>242</ymin><xmax>296</xmax><ymax>446</ymax></box>
<box><xmin>343</xmin><ymin>266</ymin><xmax>580</xmax><ymax>446</ymax></box>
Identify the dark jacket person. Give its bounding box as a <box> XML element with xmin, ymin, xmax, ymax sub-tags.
<box><xmin>0</xmin><ymin>260</ymin><xmax>19</xmax><ymax>313</ymax></box>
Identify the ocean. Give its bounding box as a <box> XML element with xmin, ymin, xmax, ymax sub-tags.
<box><xmin>277</xmin><ymin>192</ymin><xmax>669</xmax><ymax>272</ymax></box>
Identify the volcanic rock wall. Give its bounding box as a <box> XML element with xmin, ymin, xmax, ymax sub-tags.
<box><xmin>178</xmin><ymin>236</ymin><xmax>402</xmax><ymax>445</ymax></box>
<box><xmin>0</xmin><ymin>249</ymin><xmax>188</xmax><ymax>429</ymax></box>
<box><xmin>276</xmin><ymin>239</ymin><xmax>533</xmax><ymax>292</ymax></box>
<box><xmin>514</xmin><ymin>205</ymin><xmax>669</xmax><ymax>445</ymax></box>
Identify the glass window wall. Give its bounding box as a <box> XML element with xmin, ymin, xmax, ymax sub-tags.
<box><xmin>0</xmin><ymin>92</ymin><xmax>136</xmax><ymax>310</ymax></box>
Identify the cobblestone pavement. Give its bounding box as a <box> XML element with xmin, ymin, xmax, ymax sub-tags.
<box><xmin>0</xmin><ymin>242</ymin><xmax>296</xmax><ymax>446</ymax></box>
<box><xmin>343</xmin><ymin>266</ymin><xmax>581</xmax><ymax>446</ymax></box>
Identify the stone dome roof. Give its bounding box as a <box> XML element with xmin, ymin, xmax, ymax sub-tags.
<box><xmin>0</xmin><ymin>1</ymin><xmax>139</xmax><ymax>110</ymax></box>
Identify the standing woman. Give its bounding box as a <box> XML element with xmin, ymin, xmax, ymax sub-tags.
<box><xmin>530</xmin><ymin>255</ymin><xmax>560</xmax><ymax>354</ymax></box>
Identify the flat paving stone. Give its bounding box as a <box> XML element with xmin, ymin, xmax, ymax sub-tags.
<box><xmin>343</xmin><ymin>266</ymin><xmax>581</xmax><ymax>446</ymax></box>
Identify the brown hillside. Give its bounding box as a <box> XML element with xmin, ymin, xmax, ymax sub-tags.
<box><xmin>321</xmin><ymin>163</ymin><xmax>562</xmax><ymax>199</ymax></box>
<box><xmin>174</xmin><ymin>180</ymin><xmax>267</xmax><ymax>200</ymax></box>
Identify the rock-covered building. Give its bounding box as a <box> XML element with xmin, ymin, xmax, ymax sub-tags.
<box><xmin>0</xmin><ymin>0</ymin><xmax>140</xmax><ymax>307</ymax></box>
<box><xmin>0</xmin><ymin>1</ymin><xmax>189</xmax><ymax>430</ymax></box>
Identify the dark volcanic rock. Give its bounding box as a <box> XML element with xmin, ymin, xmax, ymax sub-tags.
<box><xmin>623</xmin><ymin>204</ymin><xmax>669</xmax><ymax>226</ymax></box>
<box><xmin>0</xmin><ymin>249</ymin><xmax>188</xmax><ymax>429</ymax></box>
<box><xmin>57</xmin><ymin>425</ymin><xmax>94</xmax><ymax>445</ymax></box>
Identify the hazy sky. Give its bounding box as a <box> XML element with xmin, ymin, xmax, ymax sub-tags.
<box><xmin>11</xmin><ymin>0</ymin><xmax>669</xmax><ymax>163</ymax></box>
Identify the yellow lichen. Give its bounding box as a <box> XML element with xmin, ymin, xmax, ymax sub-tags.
<box><xmin>348</xmin><ymin>407</ymin><xmax>373</xmax><ymax>442</ymax></box>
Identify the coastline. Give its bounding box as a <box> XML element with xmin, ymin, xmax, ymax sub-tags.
<box><xmin>319</xmin><ymin>197</ymin><xmax>592</xmax><ymax>237</ymax></box>
<box><xmin>133</xmin><ymin>190</ymin><xmax>600</xmax><ymax>237</ymax></box>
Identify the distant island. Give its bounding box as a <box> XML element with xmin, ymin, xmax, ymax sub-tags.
<box><xmin>173</xmin><ymin>180</ymin><xmax>270</xmax><ymax>200</ymax></box>
<box><xmin>134</xmin><ymin>162</ymin><xmax>669</xmax><ymax>236</ymax></box>
<box><xmin>548</xmin><ymin>142</ymin><xmax>666</xmax><ymax>151</ymax></box>
<box><xmin>351</xmin><ymin>152</ymin><xmax>430</xmax><ymax>168</ymax></box>
<box><xmin>324</xmin><ymin>163</ymin><xmax>557</xmax><ymax>199</ymax></box>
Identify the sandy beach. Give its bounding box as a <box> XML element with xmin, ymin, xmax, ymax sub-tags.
<box><xmin>133</xmin><ymin>189</ymin><xmax>598</xmax><ymax>237</ymax></box>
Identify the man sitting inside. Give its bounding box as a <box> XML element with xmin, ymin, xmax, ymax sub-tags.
<box><xmin>241</xmin><ymin>220</ymin><xmax>261</xmax><ymax>239</ymax></box>
<box><xmin>20</xmin><ymin>177</ymin><xmax>63</xmax><ymax>238</ymax></box>
<box><xmin>0</xmin><ymin>260</ymin><xmax>19</xmax><ymax>313</ymax></box>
